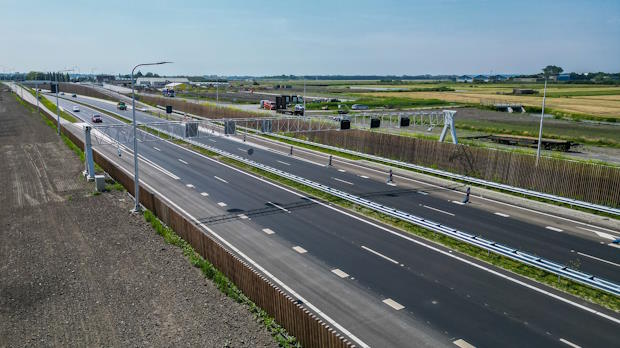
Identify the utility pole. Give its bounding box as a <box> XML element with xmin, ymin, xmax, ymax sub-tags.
<box><xmin>55</xmin><ymin>68</ymin><xmax>73</xmax><ymax>135</ymax></box>
<box><xmin>130</xmin><ymin>61</ymin><xmax>172</xmax><ymax>213</ymax></box>
<box><xmin>535</xmin><ymin>77</ymin><xmax>548</xmax><ymax>166</ymax></box>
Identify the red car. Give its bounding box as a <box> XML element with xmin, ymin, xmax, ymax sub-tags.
<box><xmin>91</xmin><ymin>114</ymin><xmax>103</xmax><ymax>123</ymax></box>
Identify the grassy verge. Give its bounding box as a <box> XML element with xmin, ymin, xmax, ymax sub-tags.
<box><xmin>260</xmin><ymin>134</ymin><xmax>620</xmax><ymax>219</ymax></box>
<box><xmin>305</xmin><ymin>96</ymin><xmax>458</xmax><ymax>110</ymax></box>
<box><xmin>20</xmin><ymin>86</ymin><xmax>79</xmax><ymax>123</ymax></box>
<box><xmin>10</xmin><ymin>85</ymin><xmax>299</xmax><ymax>347</ymax></box>
<box><xmin>143</xmin><ymin>210</ymin><xmax>299</xmax><ymax>347</ymax></box>
<box><xmin>142</xmin><ymin>126</ymin><xmax>619</xmax><ymax>311</ymax></box>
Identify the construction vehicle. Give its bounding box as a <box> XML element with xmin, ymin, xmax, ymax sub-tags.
<box><xmin>274</xmin><ymin>95</ymin><xmax>305</xmax><ymax>115</ymax></box>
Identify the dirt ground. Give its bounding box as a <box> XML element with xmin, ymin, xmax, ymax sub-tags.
<box><xmin>0</xmin><ymin>88</ymin><xmax>277</xmax><ymax>347</ymax></box>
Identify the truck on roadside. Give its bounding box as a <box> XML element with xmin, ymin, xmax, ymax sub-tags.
<box><xmin>117</xmin><ymin>101</ymin><xmax>127</xmax><ymax>110</ymax></box>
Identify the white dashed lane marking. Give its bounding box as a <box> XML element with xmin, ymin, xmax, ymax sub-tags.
<box><xmin>382</xmin><ymin>298</ymin><xmax>404</xmax><ymax>310</ymax></box>
<box><xmin>293</xmin><ymin>246</ymin><xmax>307</xmax><ymax>254</ymax></box>
<box><xmin>423</xmin><ymin>205</ymin><xmax>455</xmax><ymax>216</ymax></box>
<box><xmin>267</xmin><ymin>201</ymin><xmax>290</xmax><ymax>213</ymax></box>
<box><xmin>262</xmin><ymin>228</ymin><xmax>275</xmax><ymax>235</ymax></box>
<box><xmin>214</xmin><ymin>176</ymin><xmax>228</xmax><ymax>183</ymax></box>
<box><xmin>200</xmin><ymin>192</ymin><xmax>209</xmax><ymax>196</ymax></box>
<box><xmin>331</xmin><ymin>269</ymin><xmax>349</xmax><ymax>278</ymax></box>
<box><xmin>494</xmin><ymin>212</ymin><xmax>510</xmax><ymax>218</ymax></box>
<box><xmin>361</xmin><ymin>245</ymin><xmax>399</xmax><ymax>264</ymax></box>
<box><xmin>178</xmin><ymin>158</ymin><xmax>188</xmax><ymax>164</ymax></box>
<box><xmin>217</xmin><ymin>202</ymin><xmax>227</xmax><ymax>207</ymax></box>
<box><xmin>546</xmin><ymin>226</ymin><xmax>563</xmax><ymax>232</ymax></box>
<box><xmin>333</xmin><ymin>177</ymin><xmax>354</xmax><ymax>185</ymax></box>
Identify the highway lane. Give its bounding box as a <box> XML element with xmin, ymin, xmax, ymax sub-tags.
<box><xmin>60</xmin><ymin>93</ymin><xmax>620</xmax><ymax>283</ymax></box>
<box><xmin>43</xmin><ymin>92</ymin><xmax>620</xmax><ymax>347</ymax></box>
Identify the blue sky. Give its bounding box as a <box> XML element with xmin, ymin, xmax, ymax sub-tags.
<box><xmin>1</xmin><ymin>0</ymin><xmax>619</xmax><ymax>75</ymax></box>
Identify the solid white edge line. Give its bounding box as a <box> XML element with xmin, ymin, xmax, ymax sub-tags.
<box><xmin>111</xmin><ymin>119</ymin><xmax>620</xmax><ymax>327</ymax></box>
<box><xmin>559</xmin><ymin>338</ymin><xmax>582</xmax><ymax>348</ymax></box>
<box><xmin>576</xmin><ymin>252</ymin><xmax>620</xmax><ymax>268</ymax></box>
<box><xmin>271</xmin><ymin>137</ymin><xmax>619</xmax><ymax>235</ymax></box>
<box><xmin>361</xmin><ymin>245</ymin><xmax>399</xmax><ymax>264</ymax></box>
<box><xmin>578</xmin><ymin>227</ymin><xmax>619</xmax><ymax>241</ymax></box>
<box><xmin>118</xmin><ymin>174</ymin><xmax>370</xmax><ymax>347</ymax></box>
<box><xmin>423</xmin><ymin>205</ymin><xmax>455</xmax><ymax>216</ymax></box>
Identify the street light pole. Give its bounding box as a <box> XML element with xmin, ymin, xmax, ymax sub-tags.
<box><xmin>55</xmin><ymin>68</ymin><xmax>73</xmax><ymax>135</ymax></box>
<box><xmin>535</xmin><ymin>77</ymin><xmax>548</xmax><ymax>166</ymax></box>
<box><xmin>130</xmin><ymin>61</ymin><xmax>172</xmax><ymax>213</ymax></box>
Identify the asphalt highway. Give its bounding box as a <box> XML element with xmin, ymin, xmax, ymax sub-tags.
<box><xmin>59</xmin><ymin>93</ymin><xmax>620</xmax><ymax>283</ymax></box>
<box><xmin>40</xmin><ymin>91</ymin><xmax>620</xmax><ymax>348</ymax></box>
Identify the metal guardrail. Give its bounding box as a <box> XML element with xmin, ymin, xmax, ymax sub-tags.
<box><xmin>140</xmin><ymin>124</ymin><xmax>620</xmax><ymax>296</ymax></box>
<box><xmin>45</xmin><ymin>91</ymin><xmax>618</xmax><ymax>296</ymax></box>
<box><xmin>266</xmin><ymin>133</ymin><xmax>620</xmax><ymax>216</ymax></box>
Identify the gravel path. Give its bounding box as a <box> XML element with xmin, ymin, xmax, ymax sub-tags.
<box><xmin>0</xmin><ymin>88</ymin><xmax>277</xmax><ymax>347</ymax></box>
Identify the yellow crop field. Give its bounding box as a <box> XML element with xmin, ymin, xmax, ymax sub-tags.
<box><xmin>369</xmin><ymin>89</ymin><xmax>620</xmax><ymax>119</ymax></box>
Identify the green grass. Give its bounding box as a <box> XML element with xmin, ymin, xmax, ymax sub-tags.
<box><xmin>8</xmin><ymin>85</ymin><xmax>298</xmax><ymax>347</ymax></box>
<box><xmin>151</xmin><ymin>129</ymin><xmax>620</xmax><ymax>311</ymax></box>
<box><xmin>105</xmin><ymin>182</ymin><xmax>125</xmax><ymax>192</ymax></box>
<box><xmin>305</xmin><ymin>96</ymin><xmax>457</xmax><ymax>110</ymax></box>
<box><xmin>260</xmin><ymin>133</ymin><xmax>620</xmax><ymax>218</ymax></box>
<box><xmin>209</xmin><ymin>150</ymin><xmax>620</xmax><ymax>312</ymax></box>
<box><xmin>455</xmin><ymin>117</ymin><xmax>620</xmax><ymax>148</ymax></box>
<box><xmin>21</xmin><ymin>86</ymin><xmax>79</xmax><ymax>123</ymax></box>
<box><xmin>143</xmin><ymin>210</ymin><xmax>299</xmax><ymax>347</ymax></box>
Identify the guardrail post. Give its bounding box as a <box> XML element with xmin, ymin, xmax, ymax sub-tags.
<box><xmin>83</xmin><ymin>125</ymin><xmax>95</xmax><ymax>181</ymax></box>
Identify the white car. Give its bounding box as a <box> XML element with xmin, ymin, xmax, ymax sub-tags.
<box><xmin>72</xmin><ymin>105</ymin><xmax>80</xmax><ymax>112</ymax></box>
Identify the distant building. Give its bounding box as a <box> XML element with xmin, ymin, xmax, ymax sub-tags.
<box><xmin>557</xmin><ymin>73</ymin><xmax>572</xmax><ymax>82</ymax></box>
<box><xmin>473</xmin><ymin>75</ymin><xmax>490</xmax><ymax>82</ymax></box>
<box><xmin>96</xmin><ymin>74</ymin><xmax>115</xmax><ymax>83</ymax></box>
<box><xmin>136</xmin><ymin>77</ymin><xmax>190</xmax><ymax>88</ymax></box>
<box><xmin>512</xmin><ymin>77</ymin><xmax>539</xmax><ymax>83</ymax></box>
<box><xmin>456</xmin><ymin>75</ymin><xmax>473</xmax><ymax>83</ymax></box>
<box><xmin>164</xmin><ymin>82</ymin><xmax>186</xmax><ymax>90</ymax></box>
<box><xmin>489</xmin><ymin>75</ymin><xmax>508</xmax><ymax>82</ymax></box>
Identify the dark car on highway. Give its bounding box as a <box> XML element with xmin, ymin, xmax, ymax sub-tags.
<box><xmin>72</xmin><ymin>94</ymin><xmax>77</xmax><ymax>98</ymax></box>
<box><xmin>91</xmin><ymin>114</ymin><xmax>103</xmax><ymax>123</ymax></box>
